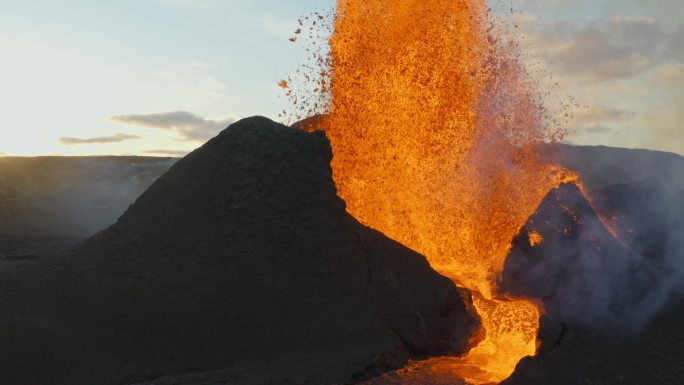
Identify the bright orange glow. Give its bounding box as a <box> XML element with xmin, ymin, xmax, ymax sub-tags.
<box><xmin>528</xmin><ymin>231</ymin><xmax>544</xmax><ymax>247</ymax></box>
<box><xmin>317</xmin><ymin>1</ymin><xmax>576</xmax><ymax>383</ymax></box>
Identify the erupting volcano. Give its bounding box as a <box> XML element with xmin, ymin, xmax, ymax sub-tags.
<box><xmin>290</xmin><ymin>0</ymin><xmax>582</xmax><ymax>383</ymax></box>
<box><xmin>1</xmin><ymin>0</ymin><xmax>683</xmax><ymax>384</ymax></box>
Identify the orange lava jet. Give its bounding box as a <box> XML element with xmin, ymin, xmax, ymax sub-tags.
<box><xmin>285</xmin><ymin>0</ymin><xmax>579</xmax><ymax>383</ymax></box>
<box><xmin>314</xmin><ymin>1</ymin><xmax>578</xmax><ymax>384</ymax></box>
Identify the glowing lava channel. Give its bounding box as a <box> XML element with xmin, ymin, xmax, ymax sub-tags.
<box><xmin>289</xmin><ymin>0</ymin><xmax>576</xmax><ymax>383</ymax></box>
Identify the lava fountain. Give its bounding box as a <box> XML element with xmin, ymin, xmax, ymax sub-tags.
<box><xmin>289</xmin><ymin>0</ymin><xmax>577</xmax><ymax>383</ymax></box>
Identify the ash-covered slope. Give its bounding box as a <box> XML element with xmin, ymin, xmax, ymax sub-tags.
<box><xmin>0</xmin><ymin>117</ymin><xmax>477</xmax><ymax>385</ymax></box>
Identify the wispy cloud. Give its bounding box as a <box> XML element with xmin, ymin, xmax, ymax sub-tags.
<box><xmin>506</xmin><ymin>3</ymin><xmax>684</xmax><ymax>153</ymax></box>
<box><xmin>669</xmin><ymin>24</ymin><xmax>684</xmax><ymax>62</ymax></box>
<box><xmin>59</xmin><ymin>133</ymin><xmax>141</xmax><ymax>145</ymax></box>
<box><xmin>656</xmin><ymin>62</ymin><xmax>684</xmax><ymax>81</ymax></box>
<box><xmin>583</xmin><ymin>124</ymin><xmax>613</xmax><ymax>134</ymax></box>
<box><xmin>144</xmin><ymin>149</ymin><xmax>189</xmax><ymax>157</ymax></box>
<box><xmin>580</xmin><ymin>106</ymin><xmax>636</xmax><ymax>122</ymax></box>
<box><xmin>569</xmin><ymin>106</ymin><xmax>637</xmax><ymax>135</ymax></box>
<box><xmin>108</xmin><ymin>111</ymin><xmax>237</xmax><ymax>142</ymax></box>
<box><xmin>530</xmin><ymin>16</ymin><xmax>681</xmax><ymax>82</ymax></box>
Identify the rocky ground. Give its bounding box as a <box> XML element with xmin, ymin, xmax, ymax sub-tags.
<box><xmin>0</xmin><ymin>235</ymin><xmax>82</xmax><ymax>271</ymax></box>
<box><xmin>499</xmin><ymin>172</ymin><xmax>684</xmax><ymax>384</ymax></box>
<box><xmin>503</xmin><ymin>296</ymin><xmax>684</xmax><ymax>385</ymax></box>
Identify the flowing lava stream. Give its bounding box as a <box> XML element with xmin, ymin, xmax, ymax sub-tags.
<box><xmin>288</xmin><ymin>0</ymin><xmax>578</xmax><ymax>383</ymax></box>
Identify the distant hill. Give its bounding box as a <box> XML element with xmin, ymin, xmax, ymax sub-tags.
<box><xmin>0</xmin><ymin>144</ymin><xmax>682</xmax><ymax>238</ymax></box>
<box><xmin>544</xmin><ymin>144</ymin><xmax>684</xmax><ymax>230</ymax></box>
<box><xmin>0</xmin><ymin>156</ymin><xmax>176</xmax><ymax>237</ymax></box>
<box><xmin>542</xmin><ymin>143</ymin><xmax>684</xmax><ymax>195</ymax></box>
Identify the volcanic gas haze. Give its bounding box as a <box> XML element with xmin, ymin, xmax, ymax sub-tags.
<box><xmin>288</xmin><ymin>0</ymin><xmax>580</xmax><ymax>383</ymax></box>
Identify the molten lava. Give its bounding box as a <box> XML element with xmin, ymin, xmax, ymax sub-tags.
<box><xmin>528</xmin><ymin>231</ymin><xmax>544</xmax><ymax>247</ymax></box>
<box><xmin>285</xmin><ymin>0</ymin><xmax>579</xmax><ymax>383</ymax></box>
<box><xmin>318</xmin><ymin>1</ymin><xmax>575</xmax><ymax>384</ymax></box>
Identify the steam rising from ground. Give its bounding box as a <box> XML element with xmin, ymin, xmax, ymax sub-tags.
<box><xmin>505</xmin><ymin>177</ymin><xmax>684</xmax><ymax>333</ymax></box>
<box><xmin>0</xmin><ymin>157</ymin><xmax>175</xmax><ymax>237</ymax></box>
<box><xmin>535</xmin><ymin>146</ymin><xmax>684</xmax><ymax>330</ymax></box>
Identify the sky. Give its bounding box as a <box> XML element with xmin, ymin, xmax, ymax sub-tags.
<box><xmin>0</xmin><ymin>0</ymin><xmax>682</xmax><ymax>156</ymax></box>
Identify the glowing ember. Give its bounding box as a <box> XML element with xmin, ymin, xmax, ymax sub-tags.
<box><xmin>288</xmin><ymin>0</ymin><xmax>577</xmax><ymax>383</ymax></box>
<box><xmin>528</xmin><ymin>231</ymin><xmax>544</xmax><ymax>247</ymax></box>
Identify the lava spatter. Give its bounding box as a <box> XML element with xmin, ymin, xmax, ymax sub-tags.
<box><xmin>288</xmin><ymin>0</ymin><xmax>576</xmax><ymax>383</ymax></box>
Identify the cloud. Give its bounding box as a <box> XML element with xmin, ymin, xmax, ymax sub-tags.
<box><xmin>583</xmin><ymin>124</ymin><xmax>613</xmax><ymax>134</ymax></box>
<box><xmin>488</xmin><ymin>1</ymin><xmax>684</xmax><ymax>157</ymax></box>
<box><xmin>59</xmin><ymin>133</ymin><xmax>141</xmax><ymax>145</ymax></box>
<box><xmin>568</xmin><ymin>106</ymin><xmax>636</xmax><ymax>135</ymax></box>
<box><xmin>669</xmin><ymin>24</ymin><xmax>684</xmax><ymax>61</ymax></box>
<box><xmin>518</xmin><ymin>14</ymin><xmax>682</xmax><ymax>83</ymax></box>
<box><xmin>108</xmin><ymin>111</ymin><xmax>237</xmax><ymax>142</ymax></box>
<box><xmin>656</xmin><ymin>63</ymin><xmax>684</xmax><ymax>81</ymax></box>
<box><xmin>579</xmin><ymin>106</ymin><xmax>636</xmax><ymax>122</ymax></box>
<box><xmin>546</xmin><ymin>17</ymin><xmax>672</xmax><ymax>82</ymax></box>
<box><xmin>144</xmin><ymin>149</ymin><xmax>189</xmax><ymax>157</ymax></box>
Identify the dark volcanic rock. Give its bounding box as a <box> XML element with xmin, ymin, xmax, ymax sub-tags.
<box><xmin>502</xmin><ymin>182</ymin><xmax>649</xmax><ymax>327</ymax></box>
<box><xmin>0</xmin><ymin>235</ymin><xmax>83</xmax><ymax>272</ymax></box>
<box><xmin>503</xmin><ymin>182</ymin><xmax>681</xmax><ymax>330</ymax></box>
<box><xmin>539</xmin><ymin>143</ymin><xmax>684</xmax><ymax>195</ymax></box>
<box><xmin>502</xmin><ymin>295</ymin><xmax>684</xmax><ymax>385</ymax></box>
<box><xmin>0</xmin><ymin>116</ymin><xmax>477</xmax><ymax>385</ymax></box>
<box><xmin>589</xmin><ymin>181</ymin><xmax>672</xmax><ymax>261</ymax></box>
<box><xmin>501</xmin><ymin>182</ymin><xmax>684</xmax><ymax>385</ymax></box>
